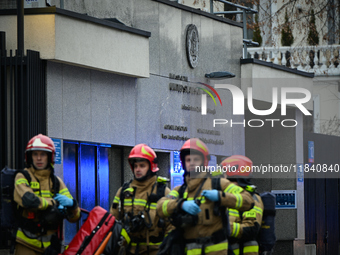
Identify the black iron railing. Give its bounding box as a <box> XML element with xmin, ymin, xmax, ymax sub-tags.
<box><xmin>0</xmin><ymin>31</ymin><xmax>46</xmax><ymax>171</ymax></box>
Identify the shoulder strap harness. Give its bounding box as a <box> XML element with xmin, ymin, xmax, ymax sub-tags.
<box><xmin>180</xmin><ymin>178</ymin><xmax>230</xmax><ymax>254</ymax></box>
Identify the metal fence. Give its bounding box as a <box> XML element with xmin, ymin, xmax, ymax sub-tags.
<box><xmin>0</xmin><ymin>31</ymin><xmax>46</xmax><ymax>171</ymax></box>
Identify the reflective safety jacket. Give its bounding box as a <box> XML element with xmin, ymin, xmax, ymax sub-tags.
<box><xmin>110</xmin><ymin>175</ymin><xmax>173</xmax><ymax>255</ymax></box>
<box><xmin>13</xmin><ymin>167</ymin><xmax>80</xmax><ymax>253</ymax></box>
<box><xmin>229</xmin><ymin>192</ymin><xmax>264</xmax><ymax>255</ymax></box>
<box><xmin>157</xmin><ymin>175</ymin><xmax>255</xmax><ymax>255</ymax></box>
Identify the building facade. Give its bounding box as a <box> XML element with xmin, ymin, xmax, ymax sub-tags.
<box><xmin>1</xmin><ymin>0</ymin><xmax>246</xmax><ymax>245</ymax></box>
<box><xmin>2</xmin><ymin>1</ymin><xmax>334</xmax><ymax>254</ymax></box>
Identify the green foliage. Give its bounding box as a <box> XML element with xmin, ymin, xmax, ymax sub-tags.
<box><xmin>252</xmin><ymin>14</ymin><xmax>262</xmax><ymax>46</ymax></box>
<box><xmin>281</xmin><ymin>10</ymin><xmax>294</xmax><ymax>46</ymax></box>
<box><xmin>307</xmin><ymin>10</ymin><xmax>319</xmax><ymax>45</ymax></box>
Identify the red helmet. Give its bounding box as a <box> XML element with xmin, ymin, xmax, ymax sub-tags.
<box><xmin>220</xmin><ymin>155</ymin><xmax>253</xmax><ymax>177</ymax></box>
<box><xmin>128</xmin><ymin>144</ymin><xmax>159</xmax><ymax>172</ymax></box>
<box><xmin>25</xmin><ymin>134</ymin><xmax>56</xmax><ymax>164</ymax></box>
<box><xmin>180</xmin><ymin>138</ymin><xmax>210</xmax><ymax>169</ymax></box>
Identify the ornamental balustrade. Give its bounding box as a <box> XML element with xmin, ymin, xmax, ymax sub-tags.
<box><xmin>247</xmin><ymin>45</ymin><xmax>340</xmax><ymax>76</ymax></box>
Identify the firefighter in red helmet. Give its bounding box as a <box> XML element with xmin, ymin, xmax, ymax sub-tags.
<box><xmin>110</xmin><ymin>144</ymin><xmax>173</xmax><ymax>255</ymax></box>
<box><xmin>157</xmin><ymin>138</ymin><xmax>254</xmax><ymax>255</ymax></box>
<box><xmin>221</xmin><ymin>155</ymin><xmax>264</xmax><ymax>255</ymax></box>
<box><xmin>13</xmin><ymin>134</ymin><xmax>80</xmax><ymax>255</ymax></box>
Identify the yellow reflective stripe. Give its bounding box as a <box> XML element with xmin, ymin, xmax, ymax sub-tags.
<box><xmin>123</xmin><ymin>199</ymin><xmax>132</xmax><ymax>206</ymax></box>
<box><xmin>17</xmin><ymin>230</ymin><xmax>51</xmax><ymax>248</ymax></box>
<box><xmin>168</xmin><ymin>190</ymin><xmax>179</xmax><ymax>198</ymax></box>
<box><xmin>59</xmin><ymin>188</ymin><xmax>72</xmax><ymax>199</ymax></box>
<box><xmin>16</xmin><ymin>178</ymin><xmax>29</xmax><ymax>186</ymax></box>
<box><xmin>133</xmin><ymin>202</ymin><xmax>147</xmax><ymax>207</ymax></box>
<box><xmin>41</xmin><ymin>197</ymin><xmax>48</xmax><ymax>210</ymax></box>
<box><xmin>187</xmin><ymin>242</ymin><xmax>228</xmax><ymax>255</ymax></box>
<box><xmin>30</xmin><ymin>182</ymin><xmax>40</xmax><ymax>189</ymax></box>
<box><xmin>231</xmin><ymin>222</ymin><xmax>240</xmax><ymax>237</ymax></box>
<box><xmin>233</xmin><ymin>248</ymin><xmax>240</xmax><ymax>255</ymax></box>
<box><xmin>133</xmin><ymin>198</ymin><xmax>147</xmax><ymax>207</ymax></box>
<box><xmin>34</xmin><ymin>191</ymin><xmax>40</xmax><ymax>195</ymax></box>
<box><xmin>244</xmin><ymin>245</ymin><xmax>259</xmax><ymax>253</ymax></box>
<box><xmin>131</xmin><ymin>241</ymin><xmax>162</xmax><ymax>246</ymax></box>
<box><xmin>40</xmin><ymin>190</ymin><xmax>53</xmax><ymax>198</ymax></box>
<box><xmin>124</xmin><ymin>187</ymin><xmax>134</xmax><ymax>193</ymax></box>
<box><xmin>225</xmin><ymin>184</ymin><xmax>243</xmax><ymax>194</ymax></box>
<box><xmin>133</xmin><ymin>198</ymin><xmax>146</xmax><ymax>203</ymax></box>
<box><xmin>63</xmin><ymin>192</ymin><xmax>72</xmax><ymax>199</ymax></box>
<box><xmin>225</xmin><ymin>183</ymin><xmax>238</xmax><ymax>193</ymax></box>
<box><xmin>162</xmin><ymin>200</ymin><xmax>170</xmax><ymax>217</ymax></box>
<box><xmin>187</xmin><ymin>197</ymin><xmax>206</xmax><ymax>204</ymax></box>
<box><xmin>113</xmin><ymin>196</ymin><xmax>120</xmax><ymax>203</ymax></box>
<box><xmin>235</xmin><ymin>193</ymin><xmax>242</xmax><ymax>209</ymax></box>
<box><xmin>228</xmin><ymin>209</ymin><xmax>240</xmax><ymax>217</ymax></box>
<box><xmin>253</xmin><ymin>206</ymin><xmax>263</xmax><ymax>216</ymax></box>
<box><xmin>229</xmin><ymin>208</ymin><xmax>239</xmax><ymax>213</ymax></box>
<box><xmin>59</xmin><ymin>188</ymin><xmax>68</xmax><ymax>194</ymax></box>
<box><xmin>183</xmin><ymin>192</ymin><xmax>188</xmax><ymax>199</ymax></box>
<box><xmin>121</xmin><ymin>228</ymin><xmax>130</xmax><ymax>244</ymax></box>
<box><xmin>122</xmin><ymin>199</ymin><xmax>156</xmax><ymax>209</ymax></box>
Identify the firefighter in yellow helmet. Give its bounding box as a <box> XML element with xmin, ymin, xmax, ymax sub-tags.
<box><xmin>14</xmin><ymin>134</ymin><xmax>80</xmax><ymax>255</ymax></box>
<box><xmin>109</xmin><ymin>144</ymin><xmax>172</xmax><ymax>255</ymax></box>
<box><xmin>221</xmin><ymin>155</ymin><xmax>264</xmax><ymax>255</ymax></box>
<box><xmin>157</xmin><ymin>138</ymin><xmax>254</xmax><ymax>255</ymax></box>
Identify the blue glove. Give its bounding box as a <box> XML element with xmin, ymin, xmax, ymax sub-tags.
<box><xmin>201</xmin><ymin>190</ymin><xmax>220</xmax><ymax>202</ymax></box>
<box><xmin>58</xmin><ymin>204</ymin><xmax>65</xmax><ymax>210</ymax></box>
<box><xmin>182</xmin><ymin>200</ymin><xmax>201</xmax><ymax>215</ymax></box>
<box><xmin>55</xmin><ymin>194</ymin><xmax>74</xmax><ymax>207</ymax></box>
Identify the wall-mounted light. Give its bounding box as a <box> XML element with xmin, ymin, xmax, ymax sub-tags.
<box><xmin>205</xmin><ymin>71</ymin><xmax>236</xmax><ymax>79</ymax></box>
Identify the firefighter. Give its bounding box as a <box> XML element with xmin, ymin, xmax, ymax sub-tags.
<box><xmin>14</xmin><ymin>134</ymin><xmax>80</xmax><ymax>255</ymax></box>
<box><xmin>221</xmin><ymin>155</ymin><xmax>264</xmax><ymax>255</ymax></box>
<box><xmin>156</xmin><ymin>138</ymin><xmax>255</xmax><ymax>255</ymax></box>
<box><xmin>110</xmin><ymin>144</ymin><xmax>172</xmax><ymax>255</ymax></box>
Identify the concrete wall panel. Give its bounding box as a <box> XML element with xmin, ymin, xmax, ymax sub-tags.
<box><xmin>134</xmin><ymin>0</ymin><xmax>161</xmax><ymax>75</ymax></box>
<box><xmin>47</xmin><ymin>62</ymin><xmax>136</xmax><ymax>145</ymax></box>
<box><xmin>62</xmin><ymin>65</ymin><xmax>92</xmax><ymax>141</ymax></box>
<box><xmin>159</xmin><ymin>5</ymin><xmax>183</xmax><ymax>77</ymax></box>
<box><xmin>47</xmin><ymin>62</ymin><xmax>64</xmax><ymax>138</ymax></box>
